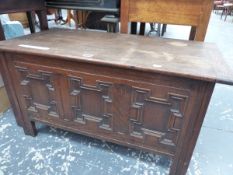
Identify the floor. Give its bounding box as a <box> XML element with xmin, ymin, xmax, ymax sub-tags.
<box><xmin>1</xmin><ymin>12</ymin><xmax>233</xmax><ymax>175</ymax></box>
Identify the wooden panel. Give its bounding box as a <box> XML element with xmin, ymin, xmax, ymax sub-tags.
<box><xmin>14</xmin><ymin>65</ymin><xmax>63</xmax><ymax>120</ymax></box>
<box><xmin>120</xmin><ymin>0</ymin><xmax>130</xmax><ymax>33</ymax></box>
<box><xmin>129</xmin><ymin>0</ymin><xmax>202</xmax><ymax>26</ymax></box>
<box><xmin>5</xmin><ymin>53</ymin><xmax>211</xmax><ymax>159</ymax></box>
<box><xmin>3</xmin><ymin>53</ymin><xmax>217</xmax><ymax>175</ymax></box>
<box><xmin>121</xmin><ymin>0</ymin><xmax>213</xmax><ymax>41</ymax></box>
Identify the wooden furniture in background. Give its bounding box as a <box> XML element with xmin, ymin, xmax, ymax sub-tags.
<box><xmin>45</xmin><ymin>0</ymin><xmax>119</xmax><ymax>12</ymax></box>
<box><xmin>74</xmin><ymin>10</ymin><xmax>91</xmax><ymax>29</ymax></box>
<box><xmin>1</xmin><ymin>29</ymin><xmax>233</xmax><ymax>175</ymax></box>
<box><xmin>45</xmin><ymin>0</ymin><xmax>120</xmax><ymax>31</ymax></box>
<box><xmin>121</xmin><ymin>0</ymin><xmax>213</xmax><ymax>41</ymax></box>
<box><xmin>221</xmin><ymin>2</ymin><xmax>233</xmax><ymax>21</ymax></box>
<box><xmin>0</xmin><ymin>0</ymin><xmax>48</xmax><ymax>125</ymax></box>
<box><xmin>0</xmin><ymin>0</ymin><xmax>48</xmax><ymax>40</ymax></box>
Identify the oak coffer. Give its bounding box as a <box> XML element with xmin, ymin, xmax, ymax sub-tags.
<box><xmin>0</xmin><ymin>29</ymin><xmax>232</xmax><ymax>175</ymax></box>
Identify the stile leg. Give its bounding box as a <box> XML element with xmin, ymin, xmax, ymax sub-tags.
<box><xmin>23</xmin><ymin>120</ymin><xmax>37</xmax><ymax>137</ymax></box>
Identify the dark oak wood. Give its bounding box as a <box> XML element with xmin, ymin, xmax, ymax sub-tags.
<box><xmin>0</xmin><ymin>0</ymin><xmax>48</xmax><ymax>37</ymax></box>
<box><xmin>0</xmin><ymin>53</ymin><xmax>24</xmax><ymax>126</ymax></box>
<box><xmin>0</xmin><ymin>0</ymin><xmax>48</xmax><ymax>126</ymax></box>
<box><xmin>0</xmin><ymin>29</ymin><xmax>233</xmax><ymax>175</ymax></box>
<box><xmin>120</xmin><ymin>0</ymin><xmax>213</xmax><ymax>41</ymax></box>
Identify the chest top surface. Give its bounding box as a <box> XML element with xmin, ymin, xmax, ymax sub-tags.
<box><xmin>0</xmin><ymin>29</ymin><xmax>232</xmax><ymax>85</ymax></box>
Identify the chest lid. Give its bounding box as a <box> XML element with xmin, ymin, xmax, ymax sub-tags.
<box><xmin>0</xmin><ymin>29</ymin><xmax>233</xmax><ymax>85</ymax></box>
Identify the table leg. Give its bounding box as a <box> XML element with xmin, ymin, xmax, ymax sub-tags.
<box><xmin>162</xmin><ymin>24</ymin><xmax>167</xmax><ymax>36</ymax></box>
<box><xmin>131</xmin><ymin>22</ymin><xmax>137</xmax><ymax>34</ymax></box>
<box><xmin>189</xmin><ymin>26</ymin><xmax>196</xmax><ymax>40</ymax></box>
<box><xmin>139</xmin><ymin>22</ymin><xmax>146</xmax><ymax>35</ymax></box>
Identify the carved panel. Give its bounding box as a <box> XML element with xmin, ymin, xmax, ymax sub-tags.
<box><xmin>13</xmin><ymin>62</ymin><xmax>189</xmax><ymax>154</ymax></box>
<box><xmin>69</xmin><ymin>77</ymin><xmax>113</xmax><ymax>131</ymax></box>
<box><xmin>130</xmin><ymin>87</ymin><xmax>188</xmax><ymax>147</ymax></box>
<box><xmin>15</xmin><ymin>65</ymin><xmax>60</xmax><ymax>118</ymax></box>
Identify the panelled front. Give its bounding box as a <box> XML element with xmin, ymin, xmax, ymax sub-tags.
<box><xmin>8</xmin><ymin>56</ymin><xmax>193</xmax><ymax>157</ymax></box>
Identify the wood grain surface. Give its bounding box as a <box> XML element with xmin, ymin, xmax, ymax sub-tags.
<box><xmin>120</xmin><ymin>0</ymin><xmax>213</xmax><ymax>41</ymax></box>
<box><xmin>0</xmin><ymin>29</ymin><xmax>232</xmax><ymax>84</ymax></box>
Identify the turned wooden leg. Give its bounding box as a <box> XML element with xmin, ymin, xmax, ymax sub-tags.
<box><xmin>23</xmin><ymin>121</ymin><xmax>37</xmax><ymax>137</ymax></box>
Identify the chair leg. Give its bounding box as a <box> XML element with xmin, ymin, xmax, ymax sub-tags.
<box><xmin>225</xmin><ymin>9</ymin><xmax>228</xmax><ymax>21</ymax></box>
<box><xmin>221</xmin><ymin>9</ymin><xmax>225</xmax><ymax>19</ymax></box>
<box><xmin>0</xmin><ymin>20</ymin><xmax>5</xmax><ymax>41</ymax></box>
<box><xmin>139</xmin><ymin>23</ymin><xmax>145</xmax><ymax>35</ymax></box>
<box><xmin>131</xmin><ymin>22</ymin><xmax>137</xmax><ymax>34</ymax></box>
<box><xmin>26</xmin><ymin>11</ymin><xmax>36</xmax><ymax>33</ymax></box>
<box><xmin>162</xmin><ymin>24</ymin><xmax>167</xmax><ymax>36</ymax></box>
<box><xmin>157</xmin><ymin>23</ymin><xmax>161</xmax><ymax>36</ymax></box>
<box><xmin>35</xmin><ymin>9</ymin><xmax>48</xmax><ymax>31</ymax></box>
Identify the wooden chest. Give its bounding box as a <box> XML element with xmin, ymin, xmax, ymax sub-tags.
<box><xmin>0</xmin><ymin>29</ymin><xmax>232</xmax><ymax>175</ymax></box>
